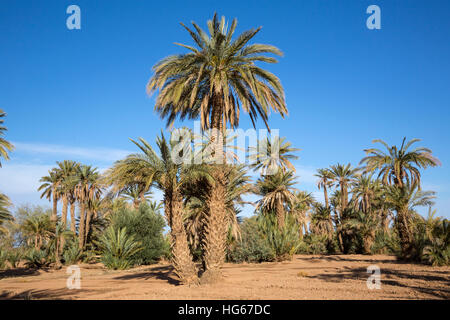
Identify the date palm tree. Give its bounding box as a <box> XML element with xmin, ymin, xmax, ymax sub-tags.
<box><xmin>147</xmin><ymin>13</ymin><xmax>287</xmax><ymax>281</ymax></box>
<box><xmin>384</xmin><ymin>182</ymin><xmax>436</xmax><ymax>259</ymax></box>
<box><xmin>117</xmin><ymin>134</ymin><xmax>210</xmax><ymax>284</ymax></box>
<box><xmin>290</xmin><ymin>191</ymin><xmax>315</xmax><ymax>238</ymax></box>
<box><xmin>360</xmin><ymin>138</ymin><xmax>441</xmax><ymax>188</ymax></box>
<box><xmin>56</xmin><ymin>161</ymin><xmax>79</xmax><ymax>228</ymax></box>
<box><xmin>255</xmin><ymin>170</ymin><xmax>297</xmax><ymax>229</ymax></box>
<box><xmin>38</xmin><ymin>169</ymin><xmax>61</xmax><ymax>222</ymax></box>
<box><xmin>74</xmin><ymin>165</ymin><xmax>101</xmax><ymax>249</ymax></box>
<box><xmin>329</xmin><ymin>163</ymin><xmax>359</xmax><ymax>216</ymax></box>
<box><xmin>0</xmin><ymin>109</ymin><xmax>14</xmax><ymax>167</ymax></box>
<box><xmin>315</xmin><ymin>168</ymin><xmax>333</xmax><ymax>209</ymax></box>
<box><xmin>0</xmin><ymin>194</ymin><xmax>13</xmax><ymax>235</ymax></box>
<box><xmin>248</xmin><ymin>136</ymin><xmax>299</xmax><ymax>175</ymax></box>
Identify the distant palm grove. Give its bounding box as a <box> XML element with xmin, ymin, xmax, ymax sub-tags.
<box><xmin>0</xmin><ymin>14</ymin><xmax>449</xmax><ymax>285</ymax></box>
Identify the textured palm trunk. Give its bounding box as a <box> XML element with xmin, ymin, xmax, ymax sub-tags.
<box><xmin>169</xmin><ymin>191</ymin><xmax>198</xmax><ymax>285</ymax></box>
<box><xmin>52</xmin><ymin>187</ymin><xmax>58</xmax><ymax>222</ymax></box>
<box><xmin>201</xmin><ymin>167</ymin><xmax>228</xmax><ymax>283</ymax></box>
<box><xmin>275</xmin><ymin>200</ymin><xmax>285</xmax><ymax>229</ymax></box>
<box><xmin>396</xmin><ymin>210</ymin><xmax>414</xmax><ymax>259</ymax></box>
<box><xmin>84</xmin><ymin>210</ymin><xmax>92</xmax><ymax>246</ymax></box>
<box><xmin>70</xmin><ymin>202</ymin><xmax>76</xmax><ymax>233</ymax></box>
<box><xmin>78</xmin><ymin>202</ymin><xmax>86</xmax><ymax>249</ymax></box>
<box><xmin>60</xmin><ymin>195</ymin><xmax>68</xmax><ymax>254</ymax></box>
<box><xmin>200</xmin><ymin>96</ymin><xmax>228</xmax><ymax>283</ymax></box>
<box><xmin>324</xmin><ymin>186</ymin><xmax>329</xmax><ymax>209</ymax></box>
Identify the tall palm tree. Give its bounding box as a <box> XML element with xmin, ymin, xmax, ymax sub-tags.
<box><xmin>315</xmin><ymin>168</ymin><xmax>334</xmax><ymax>209</ymax></box>
<box><xmin>38</xmin><ymin>169</ymin><xmax>61</xmax><ymax>222</ymax></box>
<box><xmin>351</xmin><ymin>174</ymin><xmax>381</xmax><ymax>214</ymax></box>
<box><xmin>360</xmin><ymin>138</ymin><xmax>440</xmax><ymax>188</ymax></box>
<box><xmin>309</xmin><ymin>203</ymin><xmax>333</xmax><ymax>240</ymax></box>
<box><xmin>384</xmin><ymin>182</ymin><xmax>436</xmax><ymax>259</ymax></box>
<box><xmin>119</xmin><ymin>184</ymin><xmax>153</xmax><ymax>209</ymax></box>
<box><xmin>117</xmin><ymin>134</ymin><xmax>208</xmax><ymax>284</ymax></box>
<box><xmin>255</xmin><ymin>170</ymin><xmax>297</xmax><ymax>229</ymax></box>
<box><xmin>147</xmin><ymin>13</ymin><xmax>287</xmax><ymax>280</ymax></box>
<box><xmin>329</xmin><ymin>163</ymin><xmax>359</xmax><ymax>217</ymax></box>
<box><xmin>248</xmin><ymin>136</ymin><xmax>299</xmax><ymax>175</ymax></box>
<box><xmin>0</xmin><ymin>109</ymin><xmax>14</xmax><ymax>167</ymax></box>
<box><xmin>74</xmin><ymin>165</ymin><xmax>100</xmax><ymax>249</ymax></box>
<box><xmin>290</xmin><ymin>191</ymin><xmax>315</xmax><ymax>238</ymax></box>
<box><xmin>56</xmin><ymin>161</ymin><xmax>79</xmax><ymax>228</ymax></box>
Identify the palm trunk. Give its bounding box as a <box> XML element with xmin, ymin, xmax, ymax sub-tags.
<box><xmin>324</xmin><ymin>186</ymin><xmax>329</xmax><ymax>209</ymax></box>
<box><xmin>52</xmin><ymin>187</ymin><xmax>58</xmax><ymax>222</ymax></box>
<box><xmin>396</xmin><ymin>210</ymin><xmax>414</xmax><ymax>259</ymax></box>
<box><xmin>202</xmin><ymin>166</ymin><xmax>227</xmax><ymax>283</ymax></box>
<box><xmin>276</xmin><ymin>200</ymin><xmax>285</xmax><ymax>229</ymax></box>
<box><xmin>84</xmin><ymin>210</ymin><xmax>92</xmax><ymax>246</ymax></box>
<box><xmin>60</xmin><ymin>195</ymin><xmax>69</xmax><ymax>254</ymax></box>
<box><xmin>70</xmin><ymin>201</ymin><xmax>76</xmax><ymax>233</ymax></box>
<box><xmin>78</xmin><ymin>202</ymin><xmax>86</xmax><ymax>249</ymax></box>
<box><xmin>169</xmin><ymin>190</ymin><xmax>198</xmax><ymax>284</ymax></box>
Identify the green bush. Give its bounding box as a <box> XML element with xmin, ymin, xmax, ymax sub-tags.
<box><xmin>62</xmin><ymin>240</ymin><xmax>84</xmax><ymax>265</ymax></box>
<box><xmin>24</xmin><ymin>249</ymin><xmax>50</xmax><ymax>269</ymax></box>
<box><xmin>227</xmin><ymin>217</ymin><xmax>275</xmax><ymax>263</ymax></box>
<box><xmin>100</xmin><ymin>227</ymin><xmax>143</xmax><ymax>270</ymax></box>
<box><xmin>7</xmin><ymin>249</ymin><xmax>22</xmax><ymax>268</ymax></box>
<box><xmin>0</xmin><ymin>250</ymin><xmax>7</xmax><ymax>269</ymax></box>
<box><xmin>299</xmin><ymin>234</ymin><xmax>328</xmax><ymax>254</ymax></box>
<box><xmin>258</xmin><ymin>213</ymin><xmax>302</xmax><ymax>261</ymax></box>
<box><xmin>108</xmin><ymin>204</ymin><xmax>168</xmax><ymax>265</ymax></box>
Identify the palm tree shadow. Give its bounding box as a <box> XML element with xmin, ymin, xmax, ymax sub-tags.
<box><xmin>310</xmin><ymin>266</ymin><xmax>450</xmax><ymax>299</ymax></box>
<box><xmin>113</xmin><ymin>265</ymin><xmax>181</xmax><ymax>285</ymax></box>
<box><xmin>0</xmin><ymin>288</ymin><xmax>103</xmax><ymax>300</ymax></box>
<box><xmin>0</xmin><ymin>267</ymin><xmax>42</xmax><ymax>280</ymax></box>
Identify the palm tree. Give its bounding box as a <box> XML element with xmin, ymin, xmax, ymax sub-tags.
<box><xmin>248</xmin><ymin>136</ymin><xmax>299</xmax><ymax>175</ymax></box>
<box><xmin>384</xmin><ymin>182</ymin><xmax>436</xmax><ymax>259</ymax></box>
<box><xmin>0</xmin><ymin>194</ymin><xmax>13</xmax><ymax>235</ymax></box>
<box><xmin>74</xmin><ymin>165</ymin><xmax>101</xmax><ymax>249</ymax></box>
<box><xmin>315</xmin><ymin>168</ymin><xmax>333</xmax><ymax>209</ymax></box>
<box><xmin>309</xmin><ymin>203</ymin><xmax>334</xmax><ymax>240</ymax></box>
<box><xmin>0</xmin><ymin>109</ymin><xmax>14</xmax><ymax>167</ymax></box>
<box><xmin>329</xmin><ymin>163</ymin><xmax>359</xmax><ymax>217</ymax></box>
<box><xmin>343</xmin><ymin>210</ymin><xmax>379</xmax><ymax>254</ymax></box>
<box><xmin>56</xmin><ymin>161</ymin><xmax>79</xmax><ymax>228</ymax></box>
<box><xmin>118</xmin><ymin>134</ymin><xmax>208</xmax><ymax>284</ymax></box>
<box><xmin>360</xmin><ymin>138</ymin><xmax>441</xmax><ymax>188</ymax></box>
<box><xmin>290</xmin><ymin>191</ymin><xmax>315</xmax><ymax>238</ymax></box>
<box><xmin>255</xmin><ymin>170</ymin><xmax>297</xmax><ymax>229</ymax></box>
<box><xmin>147</xmin><ymin>13</ymin><xmax>287</xmax><ymax>281</ymax></box>
<box><xmin>119</xmin><ymin>184</ymin><xmax>153</xmax><ymax>209</ymax></box>
<box><xmin>38</xmin><ymin>169</ymin><xmax>61</xmax><ymax>222</ymax></box>
<box><xmin>21</xmin><ymin>213</ymin><xmax>53</xmax><ymax>250</ymax></box>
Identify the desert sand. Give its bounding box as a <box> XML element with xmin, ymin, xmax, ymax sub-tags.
<box><xmin>0</xmin><ymin>254</ymin><xmax>448</xmax><ymax>300</ymax></box>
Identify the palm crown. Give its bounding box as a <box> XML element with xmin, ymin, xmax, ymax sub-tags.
<box><xmin>147</xmin><ymin>13</ymin><xmax>287</xmax><ymax>131</ymax></box>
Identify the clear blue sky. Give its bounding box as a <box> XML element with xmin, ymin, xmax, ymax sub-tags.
<box><xmin>1</xmin><ymin>0</ymin><xmax>449</xmax><ymax>218</ymax></box>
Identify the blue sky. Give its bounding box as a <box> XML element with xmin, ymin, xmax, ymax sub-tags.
<box><xmin>0</xmin><ymin>0</ymin><xmax>449</xmax><ymax>218</ymax></box>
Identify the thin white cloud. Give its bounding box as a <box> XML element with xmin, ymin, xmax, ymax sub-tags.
<box><xmin>13</xmin><ymin>142</ymin><xmax>132</xmax><ymax>162</ymax></box>
<box><xmin>0</xmin><ymin>163</ymin><xmax>52</xmax><ymax>195</ymax></box>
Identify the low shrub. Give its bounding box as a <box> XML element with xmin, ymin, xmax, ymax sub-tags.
<box><xmin>227</xmin><ymin>217</ymin><xmax>275</xmax><ymax>263</ymax></box>
<box><xmin>24</xmin><ymin>249</ymin><xmax>51</xmax><ymax>269</ymax></box>
<box><xmin>108</xmin><ymin>204</ymin><xmax>168</xmax><ymax>265</ymax></box>
<box><xmin>99</xmin><ymin>227</ymin><xmax>143</xmax><ymax>270</ymax></box>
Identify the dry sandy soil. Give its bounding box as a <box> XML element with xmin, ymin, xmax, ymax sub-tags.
<box><xmin>0</xmin><ymin>254</ymin><xmax>448</xmax><ymax>300</ymax></box>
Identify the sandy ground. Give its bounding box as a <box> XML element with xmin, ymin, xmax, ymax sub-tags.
<box><xmin>0</xmin><ymin>254</ymin><xmax>448</xmax><ymax>300</ymax></box>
